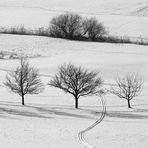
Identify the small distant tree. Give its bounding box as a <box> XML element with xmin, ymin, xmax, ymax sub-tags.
<box><xmin>110</xmin><ymin>73</ymin><xmax>143</xmax><ymax>108</ymax></box>
<box><xmin>49</xmin><ymin>63</ymin><xmax>104</xmax><ymax>108</ymax></box>
<box><xmin>49</xmin><ymin>13</ymin><xmax>82</xmax><ymax>39</ymax></box>
<box><xmin>82</xmin><ymin>17</ymin><xmax>106</xmax><ymax>40</ymax></box>
<box><xmin>4</xmin><ymin>57</ymin><xmax>44</xmax><ymax>105</ymax></box>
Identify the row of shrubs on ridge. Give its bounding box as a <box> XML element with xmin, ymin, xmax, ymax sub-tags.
<box><xmin>0</xmin><ymin>13</ymin><xmax>106</xmax><ymax>41</ymax></box>
<box><xmin>0</xmin><ymin>13</ymin><xmax>148</xmax><ymax>45</ymax></box>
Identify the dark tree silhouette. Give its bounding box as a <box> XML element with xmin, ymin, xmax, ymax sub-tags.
<box><xmin>110</xmin><ymin>73</ymin><xmax>143</xmax><ymax>108</ymax></box>
<box><xmin>4</xmin><ymin>57</ymin><xmax>44</xmax><ymax>105</ymax></box>
<box><xmin>82</xmin><ymin>17</ymin><xmax>106</xmax><ymax>40</ymax></box>
<box><xmin>49</xmin><ymin>13</ymin><xmax>82</xmax><ymax>39</ymax></box>
<box><xmin>49</xmin><ymin>63</ymin><xmax>104</xmax><ymax>108</ymax></box>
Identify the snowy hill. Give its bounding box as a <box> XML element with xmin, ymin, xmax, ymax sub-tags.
<box><xmin>0</xmin><ymin>0</ymin><xmax>148</xmax><ymax>37</ymax></box>
<box><xmin>0</xmin><ymin>0</ymin><xmax>148</xmax><ymax>16</ymax></box>
<box><xmin>0</xmin><ymin>34</ymin><xmax>148</xmax><ymax>148</ymax></box>
<box><xmin>0</xmin><ymin>1</ymin><xmax>148</xmax><ymax>148</ymax></box>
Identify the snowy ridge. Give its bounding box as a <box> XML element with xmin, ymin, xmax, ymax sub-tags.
<box><xmin>131</xmin><ymin>5</ymin><xmax>148</xmax><ymax>16</ymax></box>
<box><xmin>0</xmin><ymin>0</ymin><xmax>148</xmax><ymax>16</ymax></box>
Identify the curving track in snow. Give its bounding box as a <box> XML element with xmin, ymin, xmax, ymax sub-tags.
<box><xmin>78</xmin><ymin>96</ymin><xmax>106</xmax><ymax>148</ymax></box>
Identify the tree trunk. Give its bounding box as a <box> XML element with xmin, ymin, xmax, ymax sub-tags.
<box><xmin>127</xmin><ymin>99</ymin><xmax>131</xmax><ymax>108</ymax></box>
<box><xmin>22</xmin><ymin>94</ymin><xmax>25</xmax><ymax>105</ymax></box>
<box><xmin>75</xmin><ymin>96</ymin><xmax>78</xmax><ymax>109</ymax></box>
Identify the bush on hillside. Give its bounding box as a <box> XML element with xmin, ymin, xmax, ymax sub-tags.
<box><xmin>49</xmin><ymin>13</ymin><xmax>83</xmax><ymax>39</ymax></box>
<box><xmin>82</xmin><ymin>17</ymin><xmax>107</xmax><ymax>41</ymax></box>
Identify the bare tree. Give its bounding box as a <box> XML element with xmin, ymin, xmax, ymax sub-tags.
<box><xmin>82</xmin><ymin>17</ymin><xmax>106</xmax><ymax>40</ymax></box>
<box><xmin>49</xmin><ymin>13</ymin><xmax>82</xmax><ymax>39</ymax></box>
<box><xmin>49</xmin><ymin>63</ymin><xmax>104</xmax><ymax>108</ymax></box>
<box><xmin>4</xmin><ymin>57</ymin><xmax>44</xmax><ymax>105</ymax></box>
<box><xmin>110</xmin><ymin>73</ymin><xmax>143</xmax><ymax>108</ymax></box>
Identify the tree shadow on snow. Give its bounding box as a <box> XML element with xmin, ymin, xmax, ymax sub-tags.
<box><xmin>106</xmin><ymin>111</ymin><xmax>148</xmax><ymax>119</ymax></box>
<box><xmin>34</xmin><ymin>106</ymin><xmax>97</xmax><ymax>120</ymax></box>
<box><xmin>0</xmin><ymin>111</ymin><xmax>19</xmax><ymax>120</ymax></box>
<box><xmin>0</xmin><ymin>107</ymin><xmax>53</xmax><ymax>119</ymax></box>
<box><xmin>0</xmin><ymin>103</ymin><xmax>97</xmax><ymax>120</ymax></box>
<box><xmin>133</xmin><ymin>108</ymin><xmax>148</xmax><ymax>113</ymax></box>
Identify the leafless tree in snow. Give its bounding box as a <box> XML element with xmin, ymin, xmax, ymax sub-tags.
<box><xmin>49</xmin><ymin>63</ymin><xmax>104</xmax><ymax>108</ymax></box>
<box><xmin>110</xmin><ymin>73</ymin><xmax>143</xmax><ymax>108</ymax></box>
<box><xmin>4</xmin><ymin>57</ymin><xmax>44</xmax><ymax>105</ymax></box>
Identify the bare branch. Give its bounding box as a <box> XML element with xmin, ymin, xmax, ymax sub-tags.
<box><xmin>110</xmin><ymin>73</ymin><xmax>143</xmax><ymax>108</ymax></box>
<box><xmin>4</xmin><ymin>57</ymin><xmax>44</xmax><ymax>105</ymax></box>
<box><xmin>49</xmin><ymin>63</ymin><xmax>104</xmax><ymax>108</ymax></box>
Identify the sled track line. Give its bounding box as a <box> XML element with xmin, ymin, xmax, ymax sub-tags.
<box><xmin>78</xmin><ymin>96</ymin><xmax>106</xmax><ymax>148</ymax></box>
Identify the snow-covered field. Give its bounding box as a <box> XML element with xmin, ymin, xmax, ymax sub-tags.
<box><xmin>0</xmin><ymin>0</ymin><xmax>148</xmax><ymax>148</ymax></box>
<box><xmin>0</xmin><ymin>34</ymin><xmax>148</xmax><ymax>148</ymax></box>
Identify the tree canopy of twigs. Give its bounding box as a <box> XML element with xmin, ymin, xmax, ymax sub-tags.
<box><xmin>4</xmin><ymin>57</ymin><xmax>44</xmax><ymax>105</ymax></box>
<box><xmin>110</xmin><ymin>73</ymin><xmax>143</xmax><ymax>108</ymax></box>
<box><xmin>49</xmin><ymin>63</ymin><xmax>104</xmax><ymax>108</ymax></box>
<box><xmin>49</xmin><ymin>13</ymin><xmax>82</xmax><ymax>39</ymax></box>
<box><xmin>82</xmin><ymin>17</ymin><xmax>106</xmax><ymax>40</ymax></box>
<box><xmin>49</xmin><ymin>13</ymin><xmax>107</xmax><ymax>41</ymax></box>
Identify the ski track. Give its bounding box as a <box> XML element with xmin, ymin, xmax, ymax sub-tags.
<box><xmin>78</xmin><ymin>96</ymin><xmax>106</xmax><ymax>148</ymax></box>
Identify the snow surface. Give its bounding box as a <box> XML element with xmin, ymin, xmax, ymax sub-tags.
<box><xmin>0</xmin><ymin>0</ymin><xmax>148</xmax><ymax>38</ymax></box>
<box><xmin>0</xmin><ymin>0</ymin><xmax>148</xmax><ymax>148</ymax></box>
<box><xmin>0</xmin><ymin>34</ymin><xmax>148</xmax><ymax>148</ymax></box>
